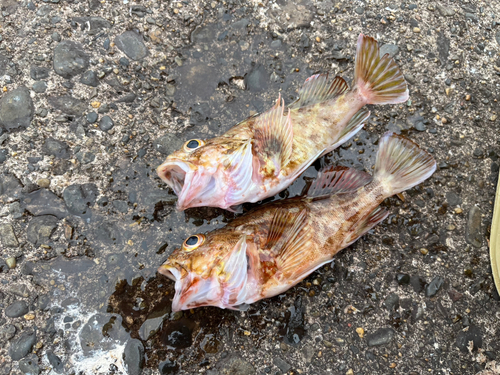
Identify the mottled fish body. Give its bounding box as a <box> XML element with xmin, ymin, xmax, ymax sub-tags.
<box><xmin>157</xmin><ymin>35</ymin><xmax>409</xmax><ymax>210</ymax></box>
<box><xmin>159</xmin><ymin>133</ymin><xmax>436</xmax><ymax>311</ymax></box>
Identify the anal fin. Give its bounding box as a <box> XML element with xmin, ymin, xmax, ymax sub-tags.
<box><xmin>289</xmin><ymin>74</ymin><xmax>348</xmax><ymax>110</ymax></box>
<box><xmin>254</xmin><ymin>96</ymin><xmax>293</xmax><ymax>175</ymax></box>
<box><xmin>342</xmin><ymin>206</ymin><xmax>389</xmax><ymax>247</ymax></box>
<box><xmin>321</xmin><ymin>107</ymin><xmax>370</xmax><ymax>156</ymax></box>
<box><xmin>265</xmin><ymin>208</ymin><xmax>311</xmax><ymax>277</ymax></box>
<box><xmin>307</xmin><ymin>166</ymin><xmax>372</xmax><ymax>200</ymax></box>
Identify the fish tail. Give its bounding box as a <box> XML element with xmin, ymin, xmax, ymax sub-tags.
<box><xmin>354</xmin><ymin>34</ymin><xmax>409</xmax><ymax>105</ymax></box>
<box><xmin>374</xmin><ymin>132</ymin><xmax>436</xmax><ymax>195</ymax></box>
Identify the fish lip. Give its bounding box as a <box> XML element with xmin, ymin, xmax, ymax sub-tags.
<box><xmin>156</xmin><ymin>160</ymin><xmax>195</xmax><ymax>209</ymax></box>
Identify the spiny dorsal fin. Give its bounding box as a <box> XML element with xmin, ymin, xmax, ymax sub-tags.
<box><xmin>307</xmin><ymin>166</ymin><xmax>372</xmax><ymax>200</ymax></box>
<box><xmin>342</xmin><ymin>206</ymin><xmax>389</xmax><ymax>247</ymax></box>
<box><xmin>265</xmin><ymin>208</ymin><xmax>311</xmax><ymax>276</ymax></box>
<box><xmin>253</xmin><ymin>95</ymin><xmax>293</xmax><ymax>175</ymax></box>
<box><xmin>321</xmin><ymin>108</ymin><xmax>370</xmax><ymax>157</ymax></box>
<box><xmin>289</xmin><ymin>74</ymin><xmax>348</xmax><ymax>110</ymax></box>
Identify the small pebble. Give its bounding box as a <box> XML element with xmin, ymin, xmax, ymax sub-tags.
<box><xmin>455</xmin><ymin>208</ymin><xmax>463</xmax><ymax>214</ymax></box>
<box><xmin>6</xmin><ymin>257</ymin><xmax>16</xmax><ymax>268</ymax></box>
<box><xmin>413</xmin><ymin>27</ymin><xmax>421</xmax><ymax>33</ymax></box>
<box><xmin>420</xmin><ymin>248</ymin><xmax>429</xmax><ymax>255</ymax></box>
<box><xmin>356</xmin><ymin>327</ymin><xmax>365</xmax><ymax>338</ymax></box>
<box><xmin>37</xmin><ymin>178</ymin><xmax>50</xmax><ymax>188</ymax></box>
<box><xmin>24</xmin><ymin>313</ymin><xmax>36</xmax><ymax>320</ymax></box>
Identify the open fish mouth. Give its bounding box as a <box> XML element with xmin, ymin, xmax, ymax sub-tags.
<box><xmin>158</xmin><ymin>264</ymin><xmax>179</xmax><ymax>282</ymax></box>
<box><xmin>157</xmin><ymin>160</ymin><xmax>192</xmax><ymax>197</ymax></box>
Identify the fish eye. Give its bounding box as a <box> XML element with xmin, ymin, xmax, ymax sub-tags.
<box><xmin>184</xmin><ymin>139</ymin><xmax>204</xmax><ymax>152</ymax></box>
<box><xmin>183</xmin><ymin>234</ymin><xmax>205</xmax><ymax>251</ymax></box>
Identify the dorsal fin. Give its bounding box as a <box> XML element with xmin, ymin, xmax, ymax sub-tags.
<box><xmin>253</xmin><ymin>95</ymin><xmax>293</xmax><ymax>175</ymax></box>
<box><xmin>307</xmin><ymin>166</ymin><xmax>372</xmax><ymax>200</ymax></box>
<box><xmin>321</xmin><ymin>108</ymin><xmax>370</xmax><ymax>157</ymax></box>
<box><xmin>265</xmin><ymin>208</ymin><xmax>311</xmax><ymax>276</ymax></box>
<box><xmin>342</xmin><ymin>206</ymin><xmax>389</xmax><ymax>247</ymax></box>
<box><xmin>289</xmin><ymin>74</ymin><xmax>348</xmax><ymax>110</ymax></box>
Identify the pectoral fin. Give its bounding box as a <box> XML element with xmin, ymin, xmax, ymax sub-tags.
<box><xmin>223</xmin><ymin>141</ymin><xmax>255</xmax><ymax>204</ymax></box>
<box><xmin>253</xmin><ymin>96</ymin><xmax>293</xmax><ymax>175</ymax></box>
<box><xmin>221</xmin><ymin>236</ymin><xmax>249</xmax><ymax>305</ymax></box>
<box><xmin>265</xmin><ymin>208</ymin><xmax>311</xmax><ymax>277</ymax></box>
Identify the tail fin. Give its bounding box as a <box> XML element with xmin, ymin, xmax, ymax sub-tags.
<box><xmin>374</xmin><ymin>132</ymin><xmax>436</xmax><ymax>195</ymax></box>
<box><xmin>354</xmin><ymin>34</ymin><xmax>409</xmax><ymax>105</ymax></box>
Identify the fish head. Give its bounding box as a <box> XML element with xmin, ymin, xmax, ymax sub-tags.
<box><xmin>158</xmin><ymin>230</ymin><xmax>256</xmax><ymax>311</ymax></box>
<box><xmin>157</xmin><ymin>137</ymin><xmax>256</xmax><ymax>210</ymax></box>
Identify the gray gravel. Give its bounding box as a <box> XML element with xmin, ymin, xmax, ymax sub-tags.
<box><xmin>0</xmin><ymin>0</ymin><xmax>499</xmax><ymax>374</ymax></box>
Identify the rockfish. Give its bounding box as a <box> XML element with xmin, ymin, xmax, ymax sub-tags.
<box><xmin>157</xmin><ymin>34</ymin><xmax>409</xmax><ymax>211</ymax></box>
<box><xmin>158</xmin><ymin>133</ymin><xmax>436</xmax><ymax>311</ymax></box>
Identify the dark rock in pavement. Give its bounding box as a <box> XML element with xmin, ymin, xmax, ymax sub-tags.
<box><xmin>79</xmin><ymin>313</ymin><xmax>128</xmax><ymax>355</ymax></box>
<box><xmin>53</xmin><ymin>40</ymin><xmax>89</xmax><ymax>79</ymax></box>
<box><xmin>5</xmin><ymin>300</ymin><xmax>29</xmax><ymax>318</ymax></box>
<box><xmin>366</xmin><ymin>328</ymin><xmax>395</xmax><ymax>347</ymax></box>
<box><xmin>0</xmin><ymin>173</ymin><xmax>23</xmax><ymax>199</ymax></box>
<box><xmin>27</xmin><ymin>215</ymin><xmax>59</xmax><ymax>246</ymax></box>
<box><xmin>112</xmin><ymin>200</ymin><xmax>128</xmax><ymax>213</ymax></box>
<box><xmin>48</xmin><ymin>95</ymin><xmax>87</xmax><ymax>116</ymax></box>
<box><xmin>380</xmin><ymin>43</ymin><xmax>399</xmax><ymax>57</ymax></box>
<box><xmin>115</xmin><ymin>31</ymin><xmax>148</xmax><ymax>60</ymax></box>
<box><xmin>75</xmin><ymin>151</ymin><xmax>95</xmax><ymax>164</ymax></box>
<box><xmin>466</xmin><ymin>206</ymin><xmax>483</xmax><ymax>248</ymax></box>
<box><xmin>80</xmin><ymin>70</ymin><xmax>99</xmax><ymax>87</ymax></box>
<box><xmin>383</xmin><ymin>293</ymin><xmax>400</xmax><ymax>310</ymax></box>
<box><xmin>446</xmin><ymin>191</ymin><xmax>462</xmax><ymax>206</ymax></box>
<box><xmin>46</xmin><ymin>350</ymin><xmax>64</xmax><ymax>373</ymax></box>
<box><xmin>0</xmin><ymin>324</ymin><xmax>16</xmax><ymax>341</ymax></box>
<box><xmin>154</xmin><ymin>134</ymin><xmax>184</xmax><ymax>155</ymax></box>
<box><xmin>42</xmin><ymin>137</ymin><xmax>70</xmax><ymax>159</ymax></box>
<box><xmin>123</xmin><ymin>339</ymin><xmax>145</xmax><ymax>375</ymax></box>
<box><xmin>30</xmin><ymin>65</ymin><xmax>50</xmax><ymax>80</ymax></box>
<box><xmin>19</xmin><ymin>354</ymin><xmax>41</xmax><ymax>375</ymax></box>
<box><xmin>0</xmin><ymin>224</ymin><xmax>19</xmax><ymax>247</ymax></box>
<box><xmin>0</xmin><ymin>87</ymin><xmax>34</xmax><ymax>132</ymax></box>
<box><xmin>425</xmin><ymin>276</ymin><xmax>444</xmax><ymax>297</ymax></box>
<box><xmin>63</xmin><ymin>183</ymin><xmax>98</xmax><ymax>215</ymax></box>
<box><xmin>410</xmin><ymin>275</ymin><xmax>426</xmax><ymax>293</ymax></box>
<box><xmin>32</xmin><ymin>81</ymin><xmax>47</xmax><ymax>93</ymax></box>
<box><xmin>273</xmin><ymin>357</ymin><xmax>291</xmax><ymax>373</ymax></box>
<box><xmin>8</xmin><ymin>329</ymin><xmax>36</xmax><ymax>361</ymax></box>
<box><xmin>99</xmin><ymin>115</ymin><xmax>114</xmax><ymax>132</ymax></box>
<box><xmin>244</xmin><ymin>63</ymin><xmax>269</xmax><ymax>92</ymax></box>
<box><xmin>456</xmin><ymin>325</ymin><xmax>482</xmax><ymax>352</ymax></box>
<box><xmin>22</xmin><ymin>189</ymin><xmax>68</xmax><ymax>219</ymax></box>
